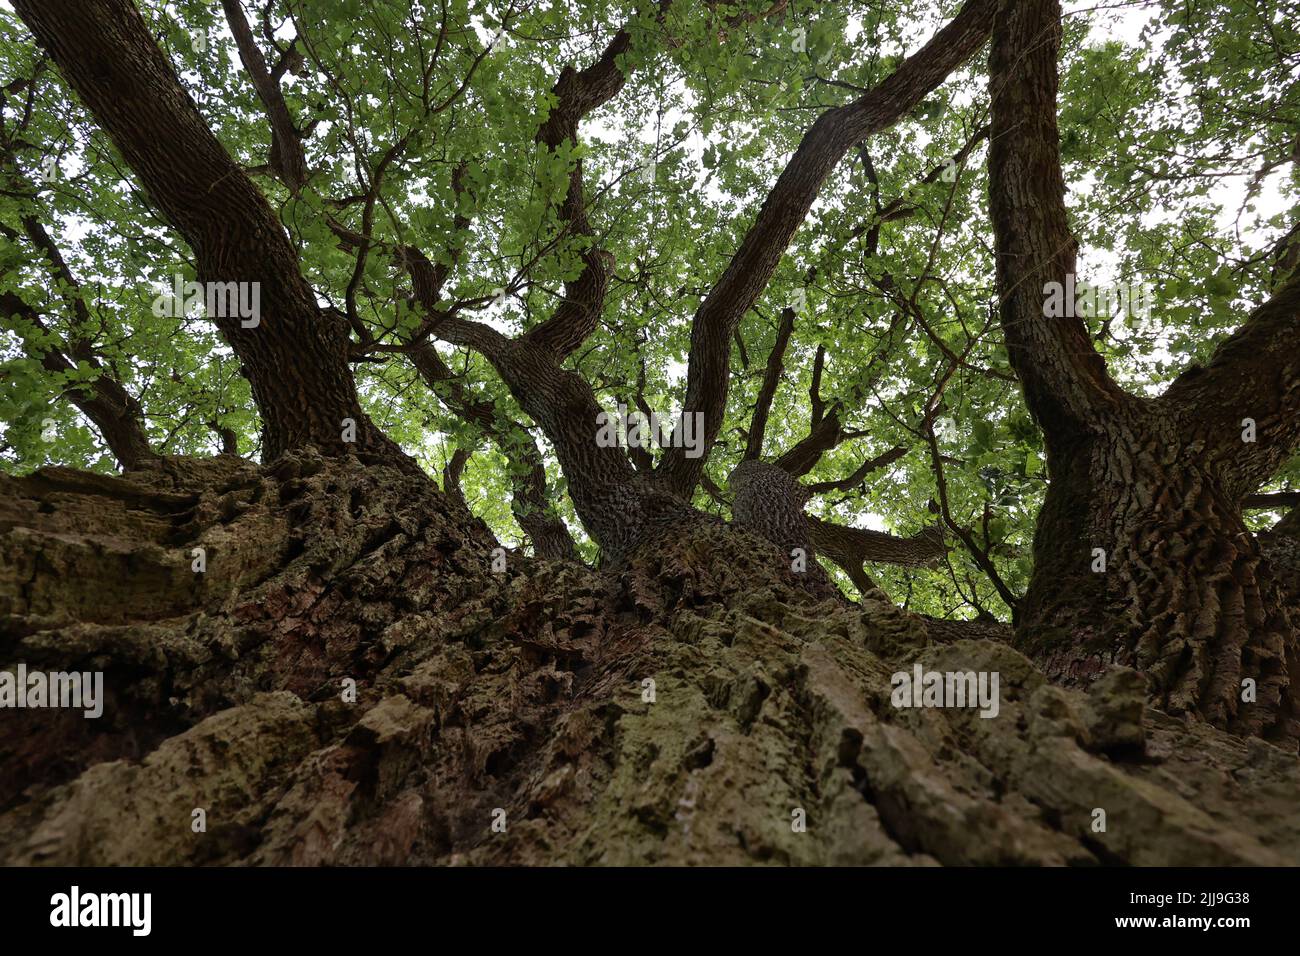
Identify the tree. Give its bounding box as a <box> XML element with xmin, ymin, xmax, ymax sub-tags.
<box><xmin>987</xmin><ymin>0</ymin><xmax>1300</xmax><ymax>743</ymax></box>
<box><xmin>2</xmin><ymin>0</ymin><xmax>1299</xmax><ymax>866</ymax></box>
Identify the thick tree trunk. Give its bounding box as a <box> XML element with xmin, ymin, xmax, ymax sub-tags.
<box><xmin>3</xmin><ymin>457</ymin><xmax>1299</xmax><ymax>865</ymax></box>
<box><xmin>986</xmin><ymin>0</ymin><xmax>1300</xmax><ymax>743</ymax></box>
<box><xmin>1017</xmin><ymin>409</ymin><xmax>1300</xmax><ymax>745</ymax></box>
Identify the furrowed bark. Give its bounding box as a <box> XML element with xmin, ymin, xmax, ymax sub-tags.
<box><xmin>8</xmin><ymin>454</ymin><xmax>1299</xmax><ymax>866</ymax></box>
<box><xmin>808</xmin><ymin>515</ymin><xmax>946</xmax><ymax>572</ymax></box>
<box><xmin>987</xmin><ymin>1</ymin><xmax>1126</xmax><ymax>436</ymax></box>
<box><xmin>728</xmin><ymin>459</ymin><xmax>837</xmax><ymax>596</ymax></box>
<box><xmin>1162</xmin><ymin>267</ymin><xmax>1300</xmax><ymax>500</ymax></box>
<box><xmin>429</xmin><ymin>313</ymin><xmax>693</xmax><ymax>564</ymax></box>
<box><xmin>404</xmin><ymin>15</ymin><xmax>703</xmax><ymax>562</ymax></box>
<box><xmin>656</xmin><ymin>0</ymin><xmax>997</xmax><ymax>498</ymax></box>
<box><xmin>988</xmin><ymin>0</ymin><xmax>1299</xmax><ymax>743</ymax></box>
<box><xmin>7</xmin><ymin>0</ymin><xmax>1300</xmax><ymax>875</ymax></box>
<box><xmin>728</xmin><ymin>459</ymin><xmax>948</xmax><ymax>602</ymax></box>
<box><xmin>14</xmin><ymin>0</ymin><xmax>405</xmax><ymax>465</ymax></box>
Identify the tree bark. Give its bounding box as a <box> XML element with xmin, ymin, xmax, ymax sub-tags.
<box><xmin>987</xmin><ymin>0</ymin><xmax>1300</xmax><ymax>744</ymax></box>
<box><xmin>3</xmin><ymin>454</ymin><xmax>1299</xmax><ymax>865</ymax></box>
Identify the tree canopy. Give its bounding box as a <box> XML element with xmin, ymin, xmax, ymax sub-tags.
<box><xmin>3</xmin><ymin>0</ymin><xmax>1298</xmax><ymax>624</ymax></box>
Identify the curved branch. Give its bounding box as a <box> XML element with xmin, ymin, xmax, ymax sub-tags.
<box><xmin>1162</xmin><ymin>266</ymin><xmax>1300</xmax><ymax>499</ymax></box>
<box><xmin>986</xmin><ymin>0</ymin><xmax>1128</xmax><ymax>445</ymax></box>
<box><xmin>220</xmin><ymin>0</ymin><xmax>308</xmax><ymax>190</ymax></box>
<box><xmin>656</xmin><ymin>0</ymin><xmax>997</xmax><ymax>497</ymax></box>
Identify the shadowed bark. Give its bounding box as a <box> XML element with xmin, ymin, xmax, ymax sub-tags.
<box><xmin>6</xmin><ymin>0</ymin><xmax>1299</xmax><ymax>872</ymax></box>
<box><xmin>987</xmin><ymin>0</ymin><xmax>1300</xmax><ymax>743</ymax></box>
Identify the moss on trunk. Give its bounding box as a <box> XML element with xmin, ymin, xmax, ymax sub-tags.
<box><xmin>2</xmin><ymin>456</ymin><xmax>1299</xmax><ymax>865</ymax></box>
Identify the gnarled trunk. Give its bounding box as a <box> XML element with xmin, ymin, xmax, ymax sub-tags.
<box><xmin>4</xmin><ymin>456</ymin><xmax>1299</xmax><ymax>866</ymax></box>
<box><xmin>986</xmin><ymin>0</ymin><xmax>1300</xmax><ymax>744</ymax></box>
<box><xmin>1018</xmin><ymin>410</ymin><xmax>1299</xmax><ymax>744</ymax></box>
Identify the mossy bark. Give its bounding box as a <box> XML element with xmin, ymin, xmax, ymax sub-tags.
<box><xmin>3</xmin><ymin>456</ymin><xmax>1299</xmax><ymax>865</ymax></box>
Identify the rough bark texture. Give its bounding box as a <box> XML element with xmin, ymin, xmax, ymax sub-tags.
<box><xmin>3</xmin><ymin>456</ymin><xmax>1299</xmax><ymax>866</ymax></box>
<box><xmin>988</xmin><ymin>0</ymin><xmax>1300</xmax><ymax>744</ymax></box>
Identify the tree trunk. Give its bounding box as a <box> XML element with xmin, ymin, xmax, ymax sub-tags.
<box><xmin>1017</xmin><ymin>409</ymin><xmax>1300</xmax><ymax>745</ymax></box>
<box><xmin>986</xmin><ymin>0</ymin><xmax>1300</xmax><ymax>744</ymax></box>
<box><xmin>4</xmin><ymin>457</ymin><xmax>1299</xmax><ymax>865</ymax></box>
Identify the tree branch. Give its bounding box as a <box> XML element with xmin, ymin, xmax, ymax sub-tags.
<box><xmin>1162</xmin><ymin>265</ymin><xmax>1300</xmax><ymax>498</ymax></box>
<box><xmin>14</xmin><ymin>0</ymin><xmax>408</xmax><ymax>465</ymax></box>
<box><xmin>742</xmin><ymin>306</ymin><xmax>796</xmax><ymax>461</ymax></box>
<box><xmin>656</xmin><ymin>0</ymin><xmax>997</xmax><ymax>497</ymax></box>
<box><xmin>220</xmin><ymin>0</ymin><xmax>309</xmax><ymax>190</ymax></box>
<box><xmin>987</xmin><ymin>0</ymin><xmax>1128</xmax><ymax>444</ymax></box>
<box><xmin>0</xmin><ymin>290</ymin><xmax>156</xmax><ymax>470</ymax></box>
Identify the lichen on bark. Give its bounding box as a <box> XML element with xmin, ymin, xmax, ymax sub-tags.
<box><xmin>3</xmin><ymin>455</ymin><xmax>1298</xmax><ymax>866</ymax></box>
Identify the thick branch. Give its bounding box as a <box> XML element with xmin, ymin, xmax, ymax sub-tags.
<box><xmin>1244</xmin><ymin>491</ymin><xmax>1300</xmax><ymax>510</ymax></box>
<box><xmin>1162</xmin><ymin>267</ymin><xmax>1300</xmax><ymax>498</ymax></box>
<box><xmin>410</xmin><ymin>259</ymin><xmax>661</xmax><ymax>559</ymax></box>
<box><xmin>987</xmin><ymin>0</ymin><xmax>1127</xmax><ymax>445</ymax></box>
<box><xmin>14</xmin><ymin>0</ymin><xmax>404</xmax><ymax>465</ymax></box>
<box><xmin>773</xmin><ymin>405</ymin><xmax>849</xmax><ymax>476</ymax></box>
<box><xmin>807</xmin><ymin>514</ymin><xmax>946</xmax><ymax>569</ymax></box>
<box><xmin>657</xmin><ymin>0</ymin><xmax>997</xmax><ymax>497</ymax></box>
